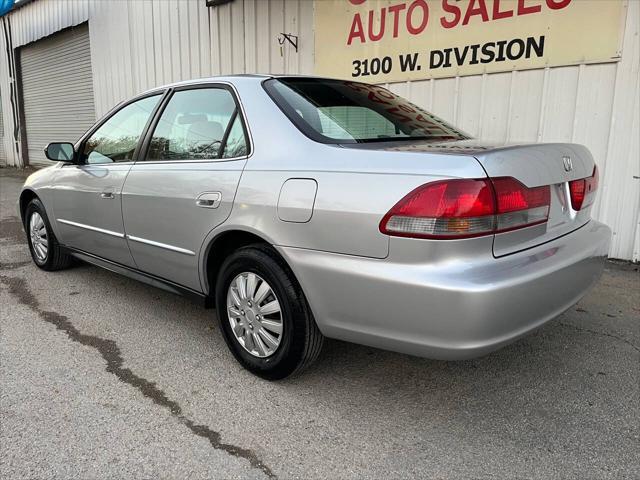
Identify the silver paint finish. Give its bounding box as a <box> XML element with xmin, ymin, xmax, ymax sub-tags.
<box><xmin>20</xmin><ymin>75</ymin><xmax>612</xmax><ymax>361</ymax></box>
<box><xmin>51</xmin><ymin>164</ymin><xmax>136</xmax><ymax>267</ymax></box>
<box><xmin>471</xmin><ymin>142</ymin><xmax>593</xmax><ymax>186</ymax></box>
<box><xmin>277</xmin><ymin>178</ymin><xmax>317</xmax><ymax>223</ymax></box>
<box><xmin>278</xmin><ymin>220</ymin><xmax>610</xmax><ymax>360</ymax></box>
<box><xmin>121</xmin><ymin>160</ymin><xmax>245</xmax><ymax>291</ymax></box>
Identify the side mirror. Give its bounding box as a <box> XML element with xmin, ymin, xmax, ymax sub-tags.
<box><xmin>44</xmin><ymin>142</ymin><xmax>76</xmax><ymax>163</ymax></box>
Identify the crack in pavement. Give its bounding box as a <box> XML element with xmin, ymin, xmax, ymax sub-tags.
<box><xmin>558</xmin><ymin>321</ymin><xmax>640</xmax><ymax>354</ymax></box>
<box><xmin>0</xmin><ymin>274</ymin><xmax>276</xmax><ymax>479</ymax></box>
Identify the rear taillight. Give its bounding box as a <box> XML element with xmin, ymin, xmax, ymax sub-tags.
<box><xmin>492</xmin><ymin>177</ymin><xmax>550</xmax><ymax>232</ymax></box>
<box><xmin>379</xmin><ymin>179</ymin><xmax>496</xmax><ymax>239</ymax></box>
<box><xmin>380</xmin><ymin>177</ymin><xmax>550</xmax><ymax>239</ymax></box>
<box><xmin>569</xmin><ymin>165</ymin><xmax>599</xmax><ymax>211</ymax></box>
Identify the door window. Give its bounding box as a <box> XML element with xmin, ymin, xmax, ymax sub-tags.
<box><xmin>83</xmin><ymin>94</ymin><xmax>161</xmax><ymax>164</ymax></box>
<box><xmin>146</xmin><ymin>88</ymin><xmax>247</xmax><ymax>161</ymax></box>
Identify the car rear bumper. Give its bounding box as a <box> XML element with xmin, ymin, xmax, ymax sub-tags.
<box><xmin>278</xmin><ymin>220</ymin><xmax>611</xmax><ymax>360</ymax></box>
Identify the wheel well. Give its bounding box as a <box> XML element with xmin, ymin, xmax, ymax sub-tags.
<box><xmin>19</xmin><ymin>190</ymin><xmax>38</xmax><ymax>224</ymax></box>
<box><xmin>205</xmin><ymin>230</ymin><xmax>271</xmax><ymax>300</ymax></box>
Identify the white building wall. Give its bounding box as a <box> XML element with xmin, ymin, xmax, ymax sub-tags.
<box><xmin>0</xmin><ymin>15</ymin><xmax>21</xmax><ymax>166</ymax></box>
<box><xmin>0</xmin><ymin>0</ymin><xmax>638</xmax><ymax>260</ymax></box>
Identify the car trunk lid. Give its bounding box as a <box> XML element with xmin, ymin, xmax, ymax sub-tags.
<box><xmin>342</xmin><ymin>140</ymin><xmax>597</xmax><ymax>257</ymax></box>
<box><xmin>470</xmin><ymin>143</ymin><xmax>595</xmax><ymax>256</ymax></box>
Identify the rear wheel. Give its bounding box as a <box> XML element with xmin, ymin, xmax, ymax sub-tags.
<box><xmin>25</xmin><ymin>198</ymin><xmax>72</xmax><ymax>271</ymax></box>
<box><xmin>215</xmin><ymin>245</ymin><xmax>323</xmax><ymax>380</ymax></box>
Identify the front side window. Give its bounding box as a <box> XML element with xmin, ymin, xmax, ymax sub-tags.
<box><xmin>263</xmin><ymin>78</ymin><xmax>469</xmax><ymax>144</ymax></box>
<box><xmin>146</xmin><ymin>88</ymin><xmax>247</xmax><ymax>161</ymax></box>
<box><xmin>83</xmin><ymin>94</ymin><xmax>161</xmax><ymax>164</ymax></box>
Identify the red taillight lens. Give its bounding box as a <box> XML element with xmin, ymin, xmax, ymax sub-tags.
<box><xmin>569</xmin><ymin>165</ymin><xmax>598</xmax><ymax>211</ymax></box>
<box><xmin>380</xmin><ymin>177</ymin><xmax>551</xmax><ymax>239</ymax></box>
<box><xmin>569</xmin><ymin>179</ymin><xmax>586</xmax><ymax>210</ymax></box>
<box><xmin>492</xmin><ymin>177</ymin><xmax>550</xmax><ymax>232</ymax></box>
<box><xmin>379</xmin><ymin>179</ymin><xmax>496</xmax><ymax>239</ymax></box>
<box><xmin>387</xmin><ymin>179</ymin><xmax>495</xmax><ymax>218</ymax></box>
<box><xmin>493</xmin><ymin>177</ymin><xmax>550</xmax><ymax>213</ymax></box>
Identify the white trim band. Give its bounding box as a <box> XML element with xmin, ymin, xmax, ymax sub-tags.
<box><xmin>57</xmin><ymin>219</ymin><xmax>125</xmax><ymax>238</ymax></box>
<box><xmin>126</xmin><ymin>235</ymin><xmax>196</xmax><ymax>256</ymax></box>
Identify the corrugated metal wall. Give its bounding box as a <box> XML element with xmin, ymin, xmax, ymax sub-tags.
<box><xmin>5</xmin><ymin>0</ymin><xmax>314</xmax><ymax>117</ymax></box>
<box><xmin>0</xmin><ymin>16</ymin><xmax>18</xmax><ymax>166</ymax></box>
<box><xmin>0</xmin><ymin>88</ymin><xmax>4</xmax><ymax>164</ymax></box>
<box><xmin>0</xmin><ymin>0</ymin><xmax>637</xmax><ymax>260</ymax></box>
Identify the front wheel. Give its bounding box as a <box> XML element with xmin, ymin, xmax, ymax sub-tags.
<box><xmin>215</xmin><ymin>245</ymin><xmax>323</xmax><ymax>380</ymax></box>
<box><xmin>24</xmin><ymin>198</ymin><xmax>72</xmax><ymax>271</ymax></box>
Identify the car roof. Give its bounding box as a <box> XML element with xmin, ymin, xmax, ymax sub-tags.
<box><xmin>139</xmin><ymin>74</ymin><xmax>268</xmax><ymax>94</ymax></box>
<box><xmin>139</xmin><ymin>74</ymin><xmax>346</xmax><ymax>96</ymax></box>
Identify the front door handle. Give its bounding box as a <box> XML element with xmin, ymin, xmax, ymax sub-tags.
<box><xmin>100</xmin><ymin>191</ymin><xmax>115</xmax><ymax>199</ymax></box>
<box><xmin>196</xmin><ymin>192</ymin><xmax>221</xmax><ymax>209</ymax></box>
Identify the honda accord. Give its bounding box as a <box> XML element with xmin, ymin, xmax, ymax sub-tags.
<box><xmin>19</xmin><ymin>75</ymin><xmax>610</xmax><ymax>379</ymax></box>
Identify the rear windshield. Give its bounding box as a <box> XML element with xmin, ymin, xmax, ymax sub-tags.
<box><xmin>263</xmin><ymin>78</ymin><xmax>469</xmax><ymax>144</ymax></box>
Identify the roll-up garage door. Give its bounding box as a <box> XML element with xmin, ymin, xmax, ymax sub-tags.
<box><xmin>19</xmin><ymin>24</ymin><xmax>95</xmax><ymax>167</ymax></box>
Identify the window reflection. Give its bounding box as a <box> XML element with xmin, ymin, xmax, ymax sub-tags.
<box><xmin>148</xmin><ymin>89</ymin><xmax>247</xmax><ymax>161</ymax></box>
<box><xmin>83</xmin><ymin>95</ymin><xmax>160</xmax><ymax>164</ymax></box>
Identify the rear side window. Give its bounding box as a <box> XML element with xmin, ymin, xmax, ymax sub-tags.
<box><xmin>146</xmin><ymin>88</ymin><xmax>248</xmax><ymax>161</ymax></box>
<box><xmin>222</xmin><ymin>115</ymin><xmax>248</xmax><ymax>158</ymax></box>
<box><xmin>263</xmin><ymin>78</ymin><xmax>469</xmax><ymax>144</ymax></box>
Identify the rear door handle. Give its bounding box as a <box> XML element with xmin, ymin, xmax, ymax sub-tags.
<box><xmin>196</xmin><ymin>192</ymin><xmax>221</xmax><ymax>208</ymax></box>
<box><xmin>100</xmin><ymin>191</ymin><xmax>115</xmax><ymax>199</ymax></box>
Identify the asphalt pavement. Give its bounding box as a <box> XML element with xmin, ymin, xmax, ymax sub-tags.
<box><xmin>1</xmin><ymin>167</ymin><xmax>638</xmax><ymax>479</ymax></box>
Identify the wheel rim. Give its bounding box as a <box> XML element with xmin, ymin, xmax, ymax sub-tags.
<box><xmin>227</xmin><ymin>272</ymin><xmax>283</xmax><ymax>358</ymax></box>
<box><xmin>29</xmin><ymin>212</ymin><xmax>48</xmax><ymax>262</ymax></box>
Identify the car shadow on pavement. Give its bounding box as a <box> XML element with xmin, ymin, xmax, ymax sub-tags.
<box><xmin>59</xmin><ymin>257</ymin><xmax>639</xmax><ymax>421</ymax></box>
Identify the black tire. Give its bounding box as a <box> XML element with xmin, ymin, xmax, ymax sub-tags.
<box><xmin>24</xmin><ymin>198</ymin><xmax>73</xmax><ymax>271</ymax></box>
<box><xmin>215</xmin><ymin>244</ymin><xmax>324</xmax><ymax>380</ymax></box>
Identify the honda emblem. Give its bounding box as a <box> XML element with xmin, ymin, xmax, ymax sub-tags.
<box><xmin>562</xmin><ymin>156</ymin><xmax>573</xmax><ymax>172</ymax></box>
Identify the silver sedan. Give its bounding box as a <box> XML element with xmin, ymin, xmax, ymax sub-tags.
<box><xmin>19</xmin><ymin>75</ymin><xmax>611</xmax><ymax>379</ymax></box>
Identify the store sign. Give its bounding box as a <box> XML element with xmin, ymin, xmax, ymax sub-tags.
<box><xmin>314</xmin><ymin>0</ymin><xmax>625</xmax><ymax>82</ymax></box>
